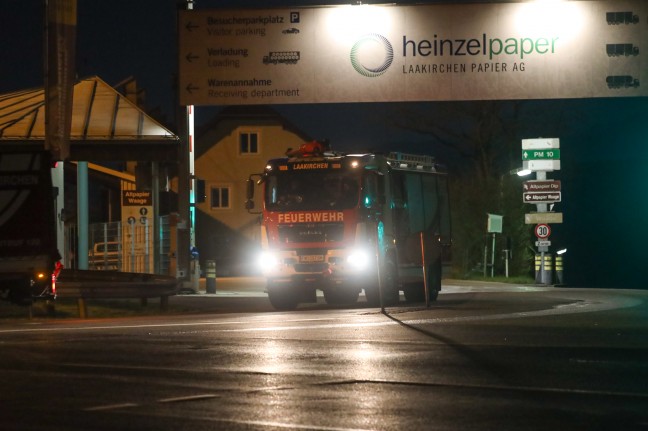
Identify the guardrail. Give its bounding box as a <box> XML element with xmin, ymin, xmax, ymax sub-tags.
<box><xmin>55</xmin><ymin>269</ymin><xmax>180</xmax><ymax>318</ymax></box>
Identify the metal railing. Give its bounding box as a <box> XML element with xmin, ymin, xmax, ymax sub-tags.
<box><xmin>55</xmin><ymin>268</ymin><xmax>180</xmax><ymax>318</ymax></box>
<box><xmin>64</xmin><ymin>216</ymin><xmax>171</xmax><ymax>275</ymax></box>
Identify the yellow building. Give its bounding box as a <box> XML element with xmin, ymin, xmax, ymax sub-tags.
<box><xmin>194</xmin><ymin>106</ymin><xmax>312</xmax><ymax>275</ymax></box>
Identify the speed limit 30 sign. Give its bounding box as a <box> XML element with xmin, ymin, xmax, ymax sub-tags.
<box><xmin>535</xmin><ymin>224</ymin><xmax>551</xmax><ymax>239</ymax></box>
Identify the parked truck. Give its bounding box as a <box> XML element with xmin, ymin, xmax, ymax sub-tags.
<box><xmin>88</xmin><ymin>241</ymin><xmax>121</xmax><ymax>271</ymax></box>
<box><xmin>246</xmin><ymin>141</ymin><xmax>451</xmax><ymax>310</ymax></box>
<box><xmin>0</xmin><ymin>150</ymin><xmax>61</xmax><ymax>305</ymax></box>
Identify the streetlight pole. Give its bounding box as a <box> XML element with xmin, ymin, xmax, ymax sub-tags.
<box><xmin>174</xmin><ymin>0</ymin><xmax>196</xmax><ymax>287</ymax></box>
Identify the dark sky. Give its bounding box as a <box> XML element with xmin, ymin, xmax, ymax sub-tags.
<box><xmin>2</xmin><ymin>1</ymin><xmax>647</xmax><ymax>288</ymax></box>
<box><xmin>1</xmin><ymin>0</ymin><xmax>512</xmax><ymax>139</ymax></box>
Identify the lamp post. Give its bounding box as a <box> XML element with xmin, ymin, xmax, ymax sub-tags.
<box><xmin>500</xmin><ymin>167</ymin><xmax>532</xmax><ymax>278</ymax></box>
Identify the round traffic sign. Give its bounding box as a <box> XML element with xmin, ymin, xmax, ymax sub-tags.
<box><xmin>535</xmin><ymin>224</ymin><xmax>551</xmax><ymax>239</ymax></box>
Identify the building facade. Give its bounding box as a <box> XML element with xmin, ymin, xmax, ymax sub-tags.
<box><xmin>194</xmin><ymin>106</ymin><xmax>312</xmax><ymax>275</ymax></box>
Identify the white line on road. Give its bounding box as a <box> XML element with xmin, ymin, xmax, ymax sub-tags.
<box><xmin>0</xmin><ymin>290</ymin><xmax>642</xmax><ymax>335</ymax></box>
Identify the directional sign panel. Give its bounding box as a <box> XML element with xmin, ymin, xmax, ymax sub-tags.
<box><xmin>523</xmin><ymin>192</ymin><xmax>562</xmax><ymax>203</ymax></box>
<box><xmin>521</xmin><ymin>138</ymin><xmax>561</xmax><ymax>170</ymax></box>
<box><xmin>523</xmin><ymin>160</ymin><xmax>561</xmax><ymax>171</ymax></box>
<box><xmin>521</xmin><ymin>138</ymin><xmax>560</xmax><ymax>150</ymax></box>
<box><xmin>523</xmin><ymin>180</ymin><xmax>561</xmax><ymax>192</ymax></box>
<box><xmin>525</xmin><ymin>212</ymin><xmax>563</xmax><ymax>224</ymax></box>
<box><xmin>522</xmin><ymin>149</ymin><xmax>561</xmax><ymax>160</ymax></box>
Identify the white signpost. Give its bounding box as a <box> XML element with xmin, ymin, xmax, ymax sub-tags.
<box><xmin>522</xmin><ymin>138</ymin><xmax>562</xmax><ymax>284</ymax></box>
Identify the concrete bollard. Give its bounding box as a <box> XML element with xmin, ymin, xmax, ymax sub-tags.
<box><xmin>206</xmin><ymin>260</ymin><xmax>217</xmax><ymax>294</ymax></box>
<box><xmin>554</xmin><ymin>255</ymin><xmax>564</xmax><ymax>285</ymax></box>
<box><xmin>535</xmin><ymin>253</ymin><xmax>553</xmax><ymax>285</ymax></box>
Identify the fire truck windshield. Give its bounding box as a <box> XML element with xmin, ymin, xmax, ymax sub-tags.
<box><xmin>265</xmin><ymin>170</ymin><xmax>360</xmax><ymax>211</ymax></box>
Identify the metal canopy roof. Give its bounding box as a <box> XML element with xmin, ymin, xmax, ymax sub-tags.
<box><xmin>0</xmin><ymin>76</ymin><xmax>179</xmax><ymax>161</ymax></box>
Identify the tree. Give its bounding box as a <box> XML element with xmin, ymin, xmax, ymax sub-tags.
<box><xmin>393</xmin><ymin>100</ymin><xmax>549</xmax><ymax>278</ymax></box>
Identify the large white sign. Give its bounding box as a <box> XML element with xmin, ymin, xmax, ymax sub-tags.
<box><xmin>179</xmin><ymin>1</ymin><xmax>647</xmax><ymax>105</ymax></box>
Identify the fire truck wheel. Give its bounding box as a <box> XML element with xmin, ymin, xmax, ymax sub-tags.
<box><xmin>267</xmin><ymin>285</ymin><xmax>299</xmax><ymax>311</ymax></box>
<box><xmin>403</xmin><ymin>259</ymin><xmax>441</xmax><ymax>303</ymax></box>
<box><xmin>403</xmin><ymin>283</ymin><xmax>423</xmax><ymax>302</ymax></box>
<box><xmin>323</xmin><ymin>287</ymin><xmax>360</xmax><ymax>305</ymax></box>
<box><xmin>364</xmin><ymin>286</ymin><xmax>380</xmax><ymax>306</ymax></box>
<box><xmin>428</xmin><ymin>258</ymin><xmax>442</xmax><ymax>301</ymax></box>
<box><xmin>382</xmin><ymin>257</ymin><xmax>400</xmax><ymax>305</ymax></box>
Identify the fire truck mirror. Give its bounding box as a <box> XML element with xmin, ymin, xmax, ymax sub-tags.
<box><xmin>363</xmin><ymin>171</ymin><xmax>386</xmax><ymax>209</ymax></box>
<box><xmin>246</xmin><ymin>178</ymin><xmax>255</xmax><ymax>200</ymax></box>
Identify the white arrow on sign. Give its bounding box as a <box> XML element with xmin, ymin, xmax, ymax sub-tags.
<box><xmin>523</xmin><ymin>192</ymin><xmax>562</xmax><ymax>203</ymax></box>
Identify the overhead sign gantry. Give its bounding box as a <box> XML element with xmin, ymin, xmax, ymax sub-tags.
<box><xmin>179</xmin><ymin>0</ymin><xmax>647</xmax><ymax>106</ymax></box>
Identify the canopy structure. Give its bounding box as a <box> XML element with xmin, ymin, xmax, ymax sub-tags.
<box><xmin>0</xmin><ymin>76</ymin><xmax>178</xmax><ymax>161</ymax></box>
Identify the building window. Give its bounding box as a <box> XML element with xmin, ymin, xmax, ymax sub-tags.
<box><xmin>210</xmin><ymin>186</ymin><xmax>231</xmax><ymax>209</ymax></box>
<box><xmin>239</xmin><ymin>132</ymin><xmax>259</xmax><ymax>155</ymax></box>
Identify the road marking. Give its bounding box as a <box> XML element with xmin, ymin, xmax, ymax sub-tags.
<box><xmin>0</xmin><ymin>291</ymin><xmax>642</xmax><ymax>335</ymax></box>
<box><xmin>83</xmin><ymin>403</ymin><xmax>138</xmax><ymax>411</ymax></box>
<box><xmin>84</xmin><ymin>396</ymin><xmax>374</xmax><ymax>431</ymax></box>
<box><xmin>158</xmin><ymin>394</ymin><xmax>219</xmax><ymax>403</ymax></box>
<box><xmin>215</xmin><ymin>419</ymin><xmax>373</xmax><ymax>431</ymax></box>
<box><xmin>216</xmin><ymin>296</ymin><xmax>643</xmax><ymax>333</ymax></box>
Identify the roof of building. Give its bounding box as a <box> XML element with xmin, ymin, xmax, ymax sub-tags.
<box><xmin>0</xmin><ymin>76</ymin><xmax>178</xmax><ymax>161</ymax></box>
<box><xmin>195</xmin><ymin>105</ymin><xmax>312</xmax><ymax>158</ymax></box>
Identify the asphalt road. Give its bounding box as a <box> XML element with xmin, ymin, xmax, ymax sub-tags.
<box><xmin>1</xmin><ymin>280</ymin><xmax>647</xmax><ymax>431</ymax></box>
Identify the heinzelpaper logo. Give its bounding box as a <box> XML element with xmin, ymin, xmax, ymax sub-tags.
<box><xmin>350</xmin><ymin>34</ymin><xmax>394</xmax><ymax>77</ymax></box>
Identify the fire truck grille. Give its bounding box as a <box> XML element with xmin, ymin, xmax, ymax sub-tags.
<box><xmin>294</xmin><ymin>263</ymin><xmax>328</xmax><ymax>273</ymax></box>
<box><xmin>278</xmin><ymin>223</ymin><xmax>344</xmax><ymax>243</ymax></box>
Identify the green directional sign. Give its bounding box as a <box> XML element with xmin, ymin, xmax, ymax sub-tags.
<box><xmin>522</xmin><ymin>149</ymin><xmax>561</xmax><ymax>160</ymax></box>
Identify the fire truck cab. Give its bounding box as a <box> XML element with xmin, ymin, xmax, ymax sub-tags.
<box><xmin>247</xmin><ymin>142</ymin><xmax>451</xmax><ymax>310</ymax></box>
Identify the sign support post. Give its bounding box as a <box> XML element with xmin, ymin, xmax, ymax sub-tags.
<box><xmin>522</xmin><ymin>138</ymin><xmax>563</xmax><ymax>285</ymax></box>
<box><xmin>486</xmin><ymin>214</ymin><xmax>502</xmax><ymax>278</ymax></box>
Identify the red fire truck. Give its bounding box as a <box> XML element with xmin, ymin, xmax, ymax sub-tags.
<box><xmin>246</xmin><ymin>142</ymin><xmax>451</xmax><ymax>310</ymax></box>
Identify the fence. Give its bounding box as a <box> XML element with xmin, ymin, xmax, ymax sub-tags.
<box><xmin>64</xmin><ymin>215</ymin><xmax>171</xmax><ymax>275</ymax></box>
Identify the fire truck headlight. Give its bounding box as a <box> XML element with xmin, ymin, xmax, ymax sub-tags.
<box><xmin>258</xmin><ymin>252</ymin><xmax>280</xmax><ymax>272</ymax></box>
<box><xmin>347</xmin><ymin>249</ymin><xmax>371</xmax><ymax>271</ymax></box>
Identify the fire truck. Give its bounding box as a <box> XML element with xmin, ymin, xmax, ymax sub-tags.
<box><xmin>246</xmin><ymin>141</ymin><xmax>451</xmax><ymax>310</ymax></box>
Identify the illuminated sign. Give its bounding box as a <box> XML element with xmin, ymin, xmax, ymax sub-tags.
<box><xmin>277</xmin><ymin>211</ymin><xmax>344</xmax><ymax>223</ymax></box>
<box><xmin>179</xmin><ymin>1</ymin><xmax>647</xmax><ymax>105</ymax></box>
<box><xmin>122</xmin><ymin>190</ymin><xmax>152</xmax><ymax>206</ymax></box>
<box><xmin>292</xmin><ymin>162</ymin><xmax>329</xmax><ymax>170</ymax></box>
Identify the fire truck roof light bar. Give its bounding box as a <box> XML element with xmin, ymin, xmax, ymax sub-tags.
<box><xmin>387</xmin><ymin>152</ymin><xmax>438</xmax><ymax>172</ymax></box>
